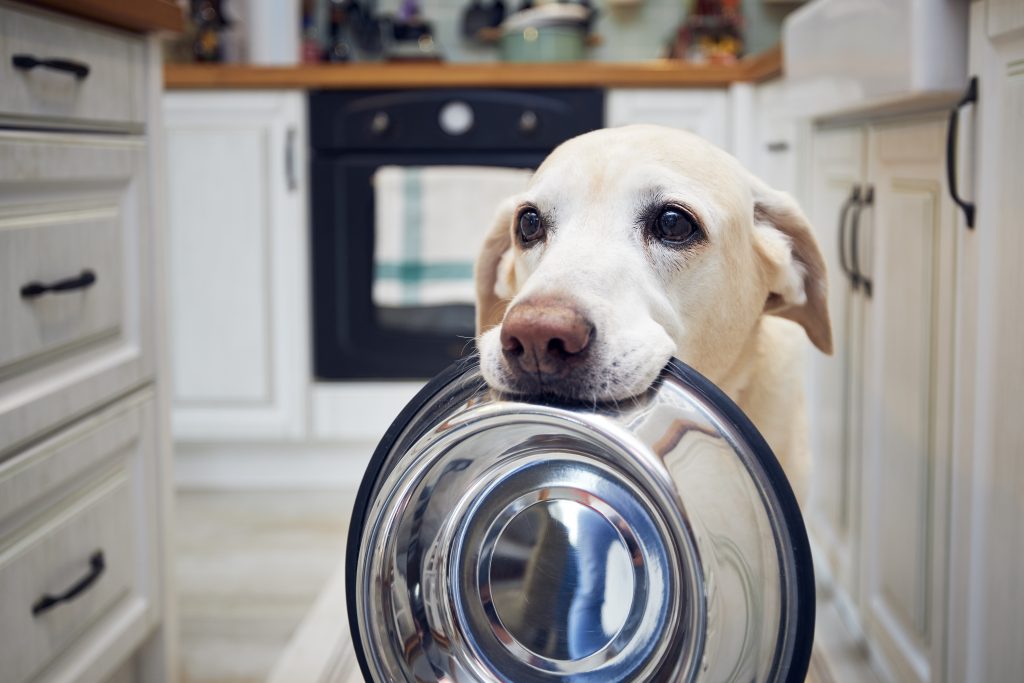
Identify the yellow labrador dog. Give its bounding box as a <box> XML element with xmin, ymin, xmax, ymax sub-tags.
<box><xmin>474</xmin><ymin>125</ymin><xmax>832</xmax><ymax>499</ymax></box>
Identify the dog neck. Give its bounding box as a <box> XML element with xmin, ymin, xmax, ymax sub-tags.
<box><xmin>712</xmin><ymin>316</ymin><xmax>769</xmax><ymax>409</ymax></box>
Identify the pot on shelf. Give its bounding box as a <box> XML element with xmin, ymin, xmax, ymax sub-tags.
<box><xmin>347</xmin><ymin>358</ymin><xmax>815</xmax><ymax>682</ymax></box>
<box><xmin>499</xmin><ymin>3</ymin><xmax>590</xmax><ymax>62</ymax></box>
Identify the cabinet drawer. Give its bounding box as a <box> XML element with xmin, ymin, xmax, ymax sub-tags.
<box><xmin>0</xmin><ymin>393</ymin><xmax>143</xmax><ymax>525</ymax></box>
<box><xmin>0</xmin><ymin>132</ymin><xmax>152</xmax><ymax>456</ymax></box>
<box><xmin>0</xmin><ymin>476</ymin><xmax>137</xmax><ymax>683</ymax></box>
<box><xmin>0</xmin><ymin>203</ymin><xmax>123</xmax><ymax>375</ymax></box>
<box><xmin>0</xmin><ymin>394</ymin><xmax>158</xmax><ymax>683</ymax></box>
<box><xmin>0</xmin><ymin>2</ymin><xmax>145</xmax><ymax>129</ymax></box>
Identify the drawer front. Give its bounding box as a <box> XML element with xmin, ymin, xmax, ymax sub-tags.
<box><xmin>0</xmin><ymin>204</ymin><xmax>123</xmax><ymax>373</ymax></box>
<box><xmin>0</xmin><ymin>394</ymin><xmax>142</xmax><ymax>525</ymax></box>
<box><xmin>0</xmin><ymin>475</ymin><xmax>136</xmax><ymax>683</ymax></box>
<box><xmin>0</xmin><ymin>2</ymin><xmax>145</xmax><ymax>129</ymax></box>
<box><xmin>0</xmin><ymin>132</ymin><xmax>152</xmax><ymax>457</ymax></box>
<box><xmin>0</xmin><ymin>394</ymin><xmax>159</xmax><ymax>683</ymax></box>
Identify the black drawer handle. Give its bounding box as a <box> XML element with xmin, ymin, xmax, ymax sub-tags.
<box><xmin>21</xmin><ymin>270</ymin><xmax>97</xmax><ymax>299</ymax></box>
<box><xmin>838</xmin><ymin>185</ymin><xmax>861</xmax><ymax>290</ymax></box>
<box><xmin>850</xmin><ymin>185</ymin><xmax>874</xmax><ymax>298</ymax></box>
<box><xmin>32</xmin><ymin>551</ymin><xmax>106</xmax><ymax>616</ymax></box>
<box><xmin>946</xmin><ymin>76</ymin><xmax>977</xmax><ymax>229</ymax></box>
<box><xmin>12</xmin><ymin>54</ymin><xmax>90</xmax><ymax>79</ymax></box>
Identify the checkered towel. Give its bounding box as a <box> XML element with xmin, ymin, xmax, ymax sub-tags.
<box><xmin>373</xmin><ymin>165</ymin><xmax>533</xmax><ymax>307</ymax></box>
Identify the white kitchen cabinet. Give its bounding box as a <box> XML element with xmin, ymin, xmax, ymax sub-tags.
<box><xmin>164</xmin><ymin>92</ymin><xmax>309</xmax><ymax>441</ymax></box>
<box><xmin>0</xmin><ymin>3</ymin><xmax>173</xmax><ymax>682</ymax></box>
<box><xmin>945</xmin><ymin>2</ymin><xmax>1024</xmax><ymax>682</ymax></box>
<box><xmin>806</xmin><ymin>112</ymin><xmax>960</xmax><ymax>683</ymax></box>
<box><xmin>605</xmin><ymin>89</ymin><xmax>731</xmax><ymax>151</ymax></box>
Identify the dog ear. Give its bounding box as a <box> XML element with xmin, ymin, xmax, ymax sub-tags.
<box><xmin>475</xmin><ymin>198</ymin><xmax>517</xmax><ymax>335</ymax></box>
<box><xmin>749</xmin><ymin>177</ymin><xmax>833</xmax><ymax>355</ymax></box>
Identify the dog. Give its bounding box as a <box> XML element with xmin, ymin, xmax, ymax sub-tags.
<box><xmin>473</xmin><ymin>124</ymin><xmax>832</xmax><ymax>499</ymax></box>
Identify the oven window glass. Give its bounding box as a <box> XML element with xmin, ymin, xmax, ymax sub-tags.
<box><xmin>372</xmin><ymin>165</ymin><xmax>533</xmax><ymax>337</ymax></box>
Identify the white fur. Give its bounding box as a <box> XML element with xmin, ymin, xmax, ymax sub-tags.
<box><xmin>474</xmin><ymin>125</ymin><xmax>832</xmax><ymax>498</ymax></box>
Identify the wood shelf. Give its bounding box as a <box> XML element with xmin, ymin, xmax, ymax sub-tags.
<box><xmin>164</xmin><ymin>45</ymin><xmax>782</xmax><ymax>90</ymax></box>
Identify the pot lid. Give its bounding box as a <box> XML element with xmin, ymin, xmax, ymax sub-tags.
<box><xmin>347</xmin><ymin>358</ymin><xmax>814</xmax><ymax>682</ymax></box>
<box><xmin>501</xmin><ymin>4</ymin><xmax>590</xmax><ymax>32</ymax></box>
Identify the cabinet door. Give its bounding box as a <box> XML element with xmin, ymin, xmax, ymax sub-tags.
<box><xmin>805</xmin><ymin>125</ymin><xmax>866</xmax><ymax>603</ymax></box>
<box><xmin>947</xmin><ymin>3</ymin><xmax>1024</xmax><ymax>681</ymax></box>
<box><xmin>164</xmin><ymin>92</ymin><xmax>308</xmax><ymax>441</ymax></box>
<box><xmin>605</xmin><ymin>89</ymin><xmax>731</xmax><ymax>151</ymax></box>
<box><xmin>861</xmin><ymin>117</ymin><xmax>957</xmax><ymax>683</ymax></box>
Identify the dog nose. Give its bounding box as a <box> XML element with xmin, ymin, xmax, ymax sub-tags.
<box><xmin>500</xmin><ymin>301</ymin><xmax>594</xmax><ymax>376</ymax></box>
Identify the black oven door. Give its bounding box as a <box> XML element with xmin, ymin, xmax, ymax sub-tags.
<box><xmin>312</xmin><ymin>152</ymin><xmax>545</xmax><ymax>380</ymax></box>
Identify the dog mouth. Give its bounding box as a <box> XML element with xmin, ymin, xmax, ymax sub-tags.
<box><xmin>483</xmin><ymin>348</ymin><xmax>667</xmax><ymax>404</ymax></box>
<box><xmin>496</xmin><ymin>370</ymin><xmax>614</xmax><ymax>403</ymax></box>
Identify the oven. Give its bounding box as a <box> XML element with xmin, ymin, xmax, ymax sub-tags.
<box><xmin>310</xmin><ymin>88</ymin><xmax>604</xmax><ymax>380</ymax></box>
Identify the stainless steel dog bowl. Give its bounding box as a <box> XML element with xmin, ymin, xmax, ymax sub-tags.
<box><xmin>346</xmin><ymin>358</ymin><xmax>814</xmax><ymax>682</ymax></box>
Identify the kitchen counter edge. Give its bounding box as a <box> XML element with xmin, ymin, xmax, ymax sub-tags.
<box><xmin>17</xmin><ymin>0</ymin><xmax>183</xmax><ymax>32</ymax></box>
<box><xmin>164</xmin><ymin>45</ymin><xmax>782</xmax><ymax>90</ymax></box>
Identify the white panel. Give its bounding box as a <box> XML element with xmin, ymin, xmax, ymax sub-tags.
<box><xmin>0</xmin><ymin>3</ymin><xmax>145</xmax><ymax>128</ymax></box>
<box><xmin>164</xmin><ymin>92</ymin><xmax>309</xmax><ymax>441</ymax></box>
<box><xmin>167</xmin><ymin>126</ymin><xmax>269</xmax><ymax>403</ymax></box>
<box><xmin>0</xmin><ymin>204</ymin><xmax>123</xmax><ymax>373</ymax></box>
<box><xmin>0</xmin><ymin>131</ymin><xmax>151</xmax><ymax>457</ymax></box>
<box><xmin>951</xmin><ymin>11</ymin><xmax>1024</xmax><ymax>682</ymax></box>
<box><xmin>784</xmin><ymin>0</ymin><xmax>968</xmax><ymax>100</ymax></box>
<box><xmin>604</xmin><ymin>89</ymin><xmax>731</xmax><ymax>151</ymax></box>
<box><xmin>0</xmin><ymin>476</ymin><xmax>135</xmax><ymax>683</ymax></box>
<box><xmin>805</xmin><ymin>125</ymin><xmax>865</xmax><ymax>602</ymax></box>
<box><xmin>0</xmin><ymin>392</ymin><xmax>162</xmax><ymax>683</ymax></box>
<box><xmin>872</xmin><ymin>186</ymin><xmax>935</xmax><ymax>648</ymax></box>
<box><xmin>862</xmin><ymin>116</ymin><xmax>957</xmax><ymax>683</ymax></box>
<box><xmin>311</xmin><ymin>382</ymin><xmax>426</xmax><ymax>442</ymax></box>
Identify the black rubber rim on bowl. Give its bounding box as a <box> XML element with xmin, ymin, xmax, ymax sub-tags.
<box><xmin>345</xmin><ymin>357</ymin><xmax>815</xmax><ymax>683</ymax></box>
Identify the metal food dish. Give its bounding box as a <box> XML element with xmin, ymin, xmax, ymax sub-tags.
<box><xmin>347</xmin><ymin>358</ymin><xmax>814</xmax><ymax>682</ymax></box>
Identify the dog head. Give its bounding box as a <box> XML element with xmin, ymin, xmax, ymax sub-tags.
<box><xmin>475</xmin><ymin>124</ymin><xmax>831</xmax><ymax>401</ymax></box>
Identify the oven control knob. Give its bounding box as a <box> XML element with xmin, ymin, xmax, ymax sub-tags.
<box><xmin>519</xmin><ymin>110</ymin><xmax>539</xmax><ymax>134</ymax></box>
<box><xmin>439</xmin><ymin>101</ymin><xmax>474</xmax><ymax>136</ymax></box>
<box><xmin>370</xmin><ymin>111</ymin><xmax>390</xmax><ymax>136</ymax></box>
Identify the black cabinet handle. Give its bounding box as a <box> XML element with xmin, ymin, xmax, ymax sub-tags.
<box><xmin>946</xmin><ymin>76</ymin><xmax>978</xmax><ymax>229</ymax></box>
<box><xmin>12</xmin><ymin>54</ymin><xmax>90</xmax><ymax>79</ymax></box>
<box><xmin>838</xmin><ymin>185</ymin><xmax>861</xmax><ymax>290</ymax></box>
<box><xmin>850</xmin><ymin>185</ymin><xmax>874</xmax><ymax>298</ymax></box>
<box><xmin>32</xmin><ymin>551</ymin><xmax>106</xmax><ymax>616</ymax></box>
<box><xmin>21</xmin><ymin>270</ymin><xmax>97</xmax><ymax>299</ymax></box>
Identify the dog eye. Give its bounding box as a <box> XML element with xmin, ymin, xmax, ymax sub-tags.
<box><xmin>653</xmin><ymin>206</ymin><xmax>700</xmax><ymax>244</ymax></box>
<box><xmin>517</xmin><ymin>208</ymin><xmax>544</xmax><ymax>244</ymax></box>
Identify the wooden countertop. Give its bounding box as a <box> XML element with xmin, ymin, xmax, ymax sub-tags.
<box><xmin>21</xmin><ymin>0</ymin><xmax>183</xmax><ymax>32</ymax></box>
<box><xmin>165</xmin><ymin>45</ymin><xmax>782</xmax><ymax>90</ymax></box>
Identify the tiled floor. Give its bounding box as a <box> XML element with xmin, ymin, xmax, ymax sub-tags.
<box><xmin>175</xmin><ymin>490</ymin><xmax>355</xmax><ymax>683</ymax></box>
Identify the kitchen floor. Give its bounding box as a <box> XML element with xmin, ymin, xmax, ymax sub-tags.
<box><xmin>176</xmin><ymin>489</ymin><xmax>833</xmax><ymax>683</ymax></box>
<box><xmin>175</xmin><ymin>490</ymin><xmax>355</xmax><ymax>683</ymax></box>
